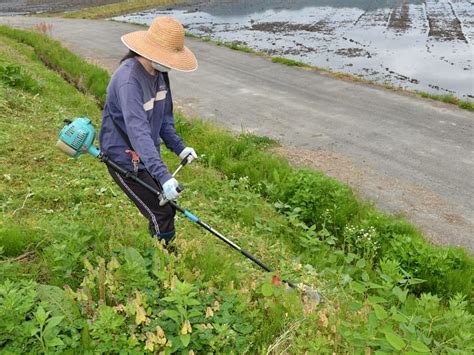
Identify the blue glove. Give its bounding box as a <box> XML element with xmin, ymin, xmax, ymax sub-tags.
<box><xmin>162</xmin><ymin>178</ymin><xmax>180</xmax><ymax>201</ymax></box>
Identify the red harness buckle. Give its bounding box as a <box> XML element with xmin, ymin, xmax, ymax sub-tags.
<box><xmin>125</xmin><ymin>149</ymin><xmax>140</xmax><ymax>174</ymax></box>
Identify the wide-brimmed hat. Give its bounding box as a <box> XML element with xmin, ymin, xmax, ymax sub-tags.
<box><xmin>121</xmin><ymin>16</ymin><xmax>198</xmax><ymax>72</ymax></box>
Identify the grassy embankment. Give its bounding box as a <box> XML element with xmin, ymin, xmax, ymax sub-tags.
<box><xmin>62</xmin><ymin>0</ymin><xmax>183</xmax><ymax>19</ymax></box>
<box><xmin>0</xmin><ymin>26</ymin><xmax>473</xmax><ymax>353</ymax></box>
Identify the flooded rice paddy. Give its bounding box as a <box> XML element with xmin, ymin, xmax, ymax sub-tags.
<box><xmin>0</xmin><ymin>1</ymin><xmax>120</xmax><ymax>16</ymax></box>
<box><xmin>116</xmin><ymin>0</ymin><xmax>474</xmax><ymax>100</ymax></box>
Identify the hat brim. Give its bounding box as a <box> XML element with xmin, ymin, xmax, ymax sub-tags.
<box><xmin>121</xmin><ymin>31</ymin><xmax>198</xmax><ymax>72</ymax></box>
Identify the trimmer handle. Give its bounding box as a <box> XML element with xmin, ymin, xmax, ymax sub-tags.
<box><xmin>162</xmin><ymin>153</ymin><xmax>192</xmax><ymax>205</ymax></box>
<box><xmin>180</xmin><ymin>154</ymin><xmax>191</xmax><ymax>167</ymax></box>
<box><xmin>159</xmin><ymin>184</ymin><xmax>184</xmax><ymax>206</ymax></box>
<box><xmin>171</xmin><ymin>153</ymin><xmax>193</xmax><ymax>178</ymax></box>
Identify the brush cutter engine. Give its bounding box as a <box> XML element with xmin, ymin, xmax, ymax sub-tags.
<box><xmin>56</xmin><ymin>117</ymin><xmax>101</xmax><ymax>159</ymax></box>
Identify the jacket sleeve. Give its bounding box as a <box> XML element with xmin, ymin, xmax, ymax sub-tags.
<box><xmin>160</xmin><ymin>84</ymin><xmax>186</xmax><ymax>156</ymax></box>
<box><xmin>118</xmin><ymin>82</ymin><xmax>172</xmax><ymax>185</ymax></box>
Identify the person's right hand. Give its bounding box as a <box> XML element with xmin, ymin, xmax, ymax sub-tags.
<box><xmin>162</xmin><ymin>178</ymin><xmax>181</xmax><ymax>201</ymax></box>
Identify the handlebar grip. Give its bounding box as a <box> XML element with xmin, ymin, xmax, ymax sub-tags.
<box><xmin>180</xmin><ymin>155</ymin><xmax>189</xmax><ymax>167</ymax></box>
<box><xmin>159</xmin><ymin>185</ymin><xmax>184</xmax><ymax>206</ymax></box>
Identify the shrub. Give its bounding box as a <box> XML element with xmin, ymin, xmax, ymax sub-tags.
<box><xmin>0</xmin><ymin>63</ymin><xmax>40</xmax><ymax>93</ymax></box>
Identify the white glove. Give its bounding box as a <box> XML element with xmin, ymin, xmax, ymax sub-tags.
<box><xmin>162</xmin><ymin>178</ymin><xmax>181</xmax><ymax>201</ymax></box>
<box><xmin>179</xmin><ymin>147</ymin><xmax>197</xmax><ymax>164</ymax></box>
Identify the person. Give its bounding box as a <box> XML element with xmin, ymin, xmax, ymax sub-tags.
<box><xmin>99</xmin><ymin>16</ymin><xmax>198</xmax><ymax>246</ymax></box>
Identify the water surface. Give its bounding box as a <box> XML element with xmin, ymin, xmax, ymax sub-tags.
<box><xmin>116</xmin><ymin>0</ymin><xmax>474</xmax><ymax>100</ymax></box>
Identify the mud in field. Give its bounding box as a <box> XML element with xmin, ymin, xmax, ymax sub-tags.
<box><xmin>425</xmin><ymin>0</ymin><xmax>467</xmax><ymax>42</ymax></box>
<box><xmin>387</xmin><ymin>0</ymin><xmax>412</xmax><ymax>32</ymax></box>
<box><xmin>0</xmin><ymin>0</ymin><xmax>121</xmax><ymax>15</ymax></box>
<box><xmin>116</xmin><ymin>0</ymin><xmax>474</xmax><ymax>100</ymax></box>
<box><xmin>250</xmin><ymin>21</ymin><xmax>333</xmax><ymax>35</ymax></box>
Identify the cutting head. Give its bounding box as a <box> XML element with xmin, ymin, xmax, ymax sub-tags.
<box><xmin>56</xmin><ymin>117</ymin><xmax>101</xmax><ymax>159</ymax></box>
<box><xmin>302</xmin><ymin>284</ymin><xmax>322</xmax><ymax>303</ymax></box>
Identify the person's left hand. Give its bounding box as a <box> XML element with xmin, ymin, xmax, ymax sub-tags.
<box><xmin>179</xmin><ymin>147</ymin><xmax>198</xmax><ymax>164</ymax></box>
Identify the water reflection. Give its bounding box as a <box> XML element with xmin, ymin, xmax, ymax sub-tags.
<box><xmin>182</xmin><ymin>0</ymin><xmax>426</xmax><ymax>16</ymax></box>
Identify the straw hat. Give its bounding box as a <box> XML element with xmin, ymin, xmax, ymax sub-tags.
<box><xmin>121</xmin><ymin>16</ymin><xmax>198</xmax><ymax>72</ymax></box>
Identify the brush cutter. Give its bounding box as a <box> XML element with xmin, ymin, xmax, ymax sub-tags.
<box><xmin>56</xmin><ymin>117</ymin><xmax>321</xmax><ymax>303</ymax></box>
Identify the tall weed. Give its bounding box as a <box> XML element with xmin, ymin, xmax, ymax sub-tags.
<box><xmin>0</xmin><ymin>63</ymin><xmax>40</xmax><ymax>93</ymax></box>
<box><xmin>0</xmin><ymin>26</ymin><xmax>109</xmax><ymax>105</ymax></box>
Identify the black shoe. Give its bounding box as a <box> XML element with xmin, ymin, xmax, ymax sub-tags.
<box><xmin>153</xmin><ymin>235</ymin><xmax>178</xmax><ymax>255</ymax></box>
<box><xmin>164</xmin><ymin>243</ymin><xmax>178</xmax><ymax>255</ymax></box>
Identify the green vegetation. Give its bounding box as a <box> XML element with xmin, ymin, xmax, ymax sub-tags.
<box><xmin>418</xmin><ymin>91</ymin><xmax>474</xmax><ymax>111</ymax></box>
<box><xmin>271</xmin><ymin>57</ymin><xmax>310</xmax><ymax>68</ymax></box>
<box><xmin>0</xmin><ymin>26</ymin><xmax>109</xmax><ymax>106</ymax></box>
<box><xmin>0</xmin><ymin>32</ymin><xmax>300</xmax><ymax>353</ymax></box>
<box><xmin>175</xmin><ymin>118</ymin><xmax>474</xmax><ymax>299</ymax></box>
<box><xmin>218</xmin><ymin>41</ymin><xmax>255</xmax><ymax>54</ymax></box>
<box><xmin>1</xmin><ymin>27</ymin><xmax>473</xmax><ymax>353</ymax></box>
<box><xmin>185</xmin><ymin>33</ymin><xmax>256</xmax><ymax>54</ymax></box>
<box><xmin>62</xmin><ymin>0</ymin><xmax>183</xmax><ymax>19</ymax></box>
<box><xmin>0</xmin><ymin>63</ymin><xmax>40</xmax><ymax>94</ymax></box>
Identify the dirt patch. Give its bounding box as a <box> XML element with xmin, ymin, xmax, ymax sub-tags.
<box><xmin>427</xmin><ymin>17</ymin><xmax>466</xmax><ymax>42</ymax></box>
<box><xmin>251</xmin><ymin>21</ymin><xmax>332</xmax><ymax>35</ymax></box>
<box><xmin>335</xmin><ymin>47</ymin><xmax>372</xmax><ymax>58</ymax></box>
<box><xmin>356</xmin><ymin>8</ymin><xmax>392</xmax><ymax>27</ymax></box>
<box><xmin>341</xmin><ymin>36</ymin><xmax>368</xmax><ymax>48</ymax></box>
<box><xmin>425</xmin><ymin>1</ymin><xmax>467</xmax><ymax>42</ymax></box>
<box><xmin>196</xmin><ymin>24</ymin><xmax>213</xmax><ymax>34</ymax></box>
<box><xmin>384</xmin><ymin>67</ymin><xmax>419</xmax><ymax>84</ymax></box>
<box><xmin>388</xmin><ymin>0</ymin><xmax>411</xmax><ymax>32</ymax></box>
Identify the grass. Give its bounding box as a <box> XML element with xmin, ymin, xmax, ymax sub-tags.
<box><xmin>0</xmin><ymin>23</ymin><xmax>472</xmax><ymax>304</ymax></box>
<box><xmin>0</xmin><ymin>27</ymin><xmax>473</xmax><ymax>353</ymax></box>
<box><xmin>271</xmin><ymin>57</ymin><xmax>310</xmax><ymax>68</ymax></box>
<box><xmin>186</xmin><ymin>34</ymin><xmax>258</xmax><ymax>55</ymax></box>
<box><xmin>62</xmin><ymin>0</ymin><xmax>184</xmax><ymax>19</ymax></box>
<box><xmin>174</xmin><ymin>116</ymin><xmax>474</xmax><ymax>298</ymax></box>
<box><xmin>418</xmin><ymin>91</ymin><xmax>474</xmax><ymax>111</ymax></box>
<box><xmin>3</xmin><ymin>23</ymin><xmax>473</xmax><ymax>304</ymax></box>
<box><xmin>0</xmin><ymin>33</ymin><xmax>298</xmax><ymax>352</ymax></box>
<box><xmin>219</xmin><ymin>41</ymin><xmax>255</xmax><ymax>54</ymax></box>
<box><xmin>0</xmin><ymin>26</ymin><xmax>110</xmax><ymax>106</ymax></box>
<box><xmin>187</xmin><ymin>36</ymin><xmax>258</xmax><ymax>54</ymax></box>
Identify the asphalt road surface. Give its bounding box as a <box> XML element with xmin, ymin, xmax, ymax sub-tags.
<box><xmin>1</xmin><ymin>16</ymin><xmax>472</xmax><ymax>252</ymax></box>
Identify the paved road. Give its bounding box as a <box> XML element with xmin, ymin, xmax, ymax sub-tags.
<box><xmin>1</xmin><ymin>16</ymin><xmax>473</xmax><ymax>251</ymax></box>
